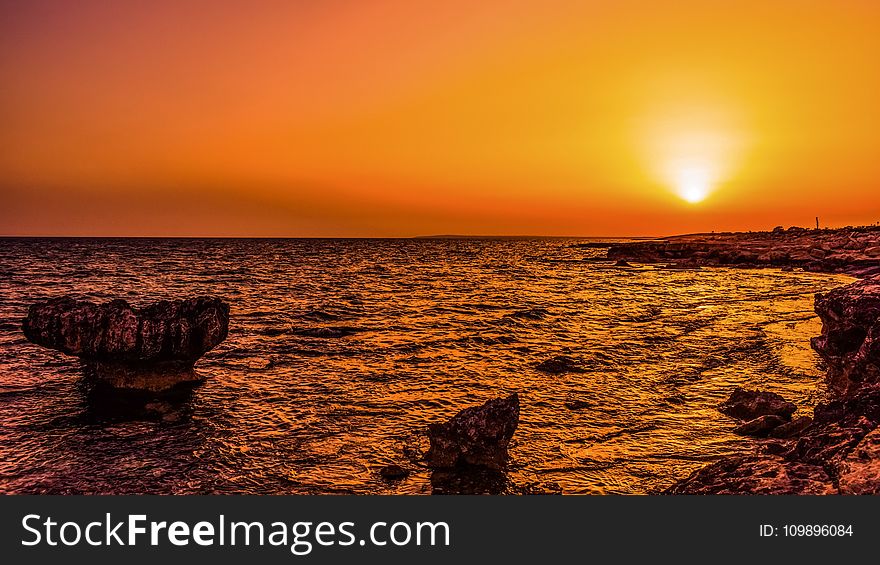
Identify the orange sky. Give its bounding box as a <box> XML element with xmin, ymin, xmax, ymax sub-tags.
<box><xmin>2</xmin><ymin>0</ymin><xmax>879</xmax><ymax>236</ymax></box>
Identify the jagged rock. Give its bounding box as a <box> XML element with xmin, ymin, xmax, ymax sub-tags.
<box><xmin>784</xmin><ymin>417</ymin><xmax>875</xmax><ymax>471</ymax></box>
<box><xmin>811</xmin><ymin>276</ymin><xmax>880</xmax><ymax>393</ymax></box>
<box><xmin>426</xmin><ymin>393</ymin><xmax>519</xmax><ymax>470</ymax></box>
<box><xmin>811</xmin><ymin>387</ymin><xmax>880</xmax><ymax>427</ymax></box>
<box><xmin>614</xmin><ymin>260</ymin><xmax>633</xmax><ymax>267</ymax></box>
<box><xmin>769</xmin><ymin>416</ymin><xmax>813</xmax><ymax>438</ymax></box>
<box><xmin>535</xmin><ymin>355</ymin><xmax>585</xmax><ymax>374</ymax></box>
<box><xmin>837</xmin><ymin>428</ymin><xmax>880</xmax><ymax>494</ymax></box>
<box><xmin>22</xmin><ymin>296</ymin><xmax>229</xmax><ymax>391</ymax></box>
<box><xmin>665</xmin><ymin>456</ymin><xmax>835</xmax><ymax>495</ymax></box>
<box><xmin>718</xmin><ymin>387</ymin><xmax>796</xmax><ymax>421</ymax></box>
<box><xmin>733</xmin><ymin>414</ymin><xmax>787</xmax><ymax>437</ymax></box>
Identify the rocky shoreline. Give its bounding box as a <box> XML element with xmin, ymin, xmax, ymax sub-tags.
<box><xmin>652</xmin><ymin>229</ymin><xmax>880</xmax><ymax>494</ymax></box>
<box><xmin>604</xmin><ymin>225</ymin><xmax>880</xmax><ymax>277</ymax></box>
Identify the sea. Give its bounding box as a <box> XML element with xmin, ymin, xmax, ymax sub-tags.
<box><xmin>0</xmin><ymin>238</ymin><xmax>854</xmax><ymax>494</ymax></box>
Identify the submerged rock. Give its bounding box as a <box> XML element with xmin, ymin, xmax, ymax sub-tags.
<box><xmin>22</xmin><ymin>296</ymin><xmax>229</xmax><ymax>391</ymax></box>
<box><xmin>378</xmin><ymin>464</ymin><xmax>410</xmax><ymax>481</ymax></box>
<box><xmin>718</xmin><ymin>387</ymin><xmax>796</xmax><ymax>421</ymax></box>
<box><xmin>535</xmin><ymin>355</ymin><xmax>586</xmax><ymax>374</ymax></box>
<box><xmin>733</xmin><ymin>414</ymin><xmax>787</xmax><ymax>437</ymax></box>
<box><xmin>426</xmin><ymin>393</ymin><xmax>519</xmax><ymax>470</ymax></box>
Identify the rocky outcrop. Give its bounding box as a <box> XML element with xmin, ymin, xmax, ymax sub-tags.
<box><xmin>811</xmin><ymin>276</ymin><xmax>880</xmax><ymax>393</ymax></box>
<box><xmin>718</xmin><ymin>387</ymin><xmax>796</xmax><ymax>421</ymax></box>
<box><xmin>426</xmin><ymin>393</ymin><xmax>519</xmax><ymax>470</ymax></box>
<box><xmin>22</xmin><ymin>296</ymin><xmax>229</xmax><ymax>391</ymax></box>
<box><xmin>606</xmin><ymin>226</ymin><xmax>880</xmax><ymax>276</ymax></box>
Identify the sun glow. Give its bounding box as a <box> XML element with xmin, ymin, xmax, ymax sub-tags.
<box><xmin>676</xmin><ymin>167</ymin><xmax>711</xmax><ymax>203</ymax></box>
<box><xmin>637</xmin><ymin>90</ymin><xmax>750</xmax><ymax>207</ymax></box>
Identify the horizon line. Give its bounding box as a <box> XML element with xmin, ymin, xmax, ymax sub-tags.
<box><xmin>0</xmin><ymin>225</ymin><xmax>866</xmax><ymax>240</ymax></box>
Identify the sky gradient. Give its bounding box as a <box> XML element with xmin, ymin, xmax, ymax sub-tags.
<box><xmin>2</xmin><ymin>0</ymin><xmax>879</xmax><ymax>236</ymax></box>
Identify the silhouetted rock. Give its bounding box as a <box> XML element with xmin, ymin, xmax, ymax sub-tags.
<box><xmin>426</xmin><ymin>393</ymin><xmax>519</xmax><ymax>470</ymax></box>
<box><xmin>811</xmin><ymin>276</ymin><xmax>880</xmax><ymax>393</ymax></box>
<box><xmin>718</xmin><ymin>387</ymin><xmax>796</xmax><ymax>421</ymax></box>
<box><xmin>535</xmin><ymin>355</ymin><xmax>586</xmax><ymax>374</ymax></box>
<box><xmin>733</xmin><ymin>414</ymin><xmax>787</xmax><ymax>437</ymax></box>
<box><xmin>22</xmin><ymin>296</ymin><xmax>228</xmax><ymax>391</ymax></box>
<box><xmin>614</xmin><ymin>259</ymin><xmax>633</xmax><ymax>267</ymax></box>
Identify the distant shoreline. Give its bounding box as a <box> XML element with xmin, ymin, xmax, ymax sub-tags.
<box><xmin>604</xmin><ymin>225</ymin><xmax>880</xmax><ymax>278</ymax></box>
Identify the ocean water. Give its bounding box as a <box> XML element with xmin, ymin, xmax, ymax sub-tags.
<box><xmin>0</xmin><ymin>238</ymin><xmax>854</xmax><ymax>494</ymax></box>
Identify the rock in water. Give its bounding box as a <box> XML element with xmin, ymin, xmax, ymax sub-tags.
<box><xmin>535</xmin><ymin>355</ymin><xmax>586</xmax><ymax>374</ymax></box>
<box><xmin>378</xmin><ymin>464</ymin><xmax>410</xmax><ymax>481</ymax></box>
<box><xmin>22</xmin><ymin>296</ymin><xmax>229</xmax><ymax>391</ymax></box>
<box><xmin>811</xmin><ymin>276</ymin><xmax>880</xmax><ymax>393</ymax></box>
<box><xmin>426</xmin><ymin>393</ymin><xmax>519</xmax><ymax>470</ymax></box>
<box><xmin>718</xmin><ymin>387</ymin><xmax>796</xmax><ymax>421</ymax></box>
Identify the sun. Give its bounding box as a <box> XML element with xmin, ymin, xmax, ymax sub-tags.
<box><xmin>676</xmin><ymin>166</ymin><xmax>711</xmax><ymax>203</ymax></box>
